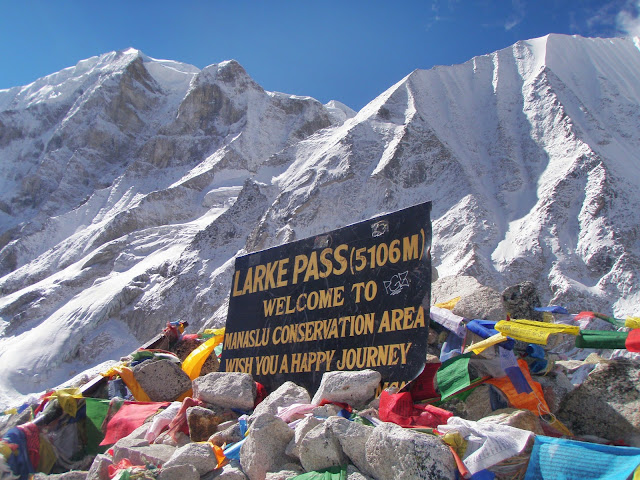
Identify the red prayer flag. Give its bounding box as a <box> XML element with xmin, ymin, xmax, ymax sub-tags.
<box><xmin>379</xmin><ymin>391</ymin><xmax>453</xmax><ymax>427</ymax></box>
<box><xmin>625</xmin><ymin>329</ymin><xmax>640</xmax><ymax>352</ymax></box>
<box><xmin>100</xmin><ymin>401</ymin><xmax>169</xmax><ymax>446</ymax></box>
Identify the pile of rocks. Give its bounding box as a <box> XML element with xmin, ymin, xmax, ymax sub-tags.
<box><xmin>3</xmin><ymin>276</ymin><xmax>637</xmax><ymax>480</ymax></box>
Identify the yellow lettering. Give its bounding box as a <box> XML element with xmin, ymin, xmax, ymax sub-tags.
<box><xmin>292</xmin><ymin>254</ymin><xmax>308</xmax><ymax>284</ymax></box>
<box><xmin>276</xmin><ymin>258</ymin><xmax>289</xmax><ymax>287</ymax></box>
<box><xmin>304</xmin><ymin>251</ymin><xmax>320</xmax><ymax>282</ymax></box>
<box><xmin>333</xmin><ymin>244</ymin><xmax>348</xmax><ymax>275</ymax></box>
<box><xmin>403</xmin><ymin>234</ymin><xmax>419</xmax><ymax>261</ymax></box>
<box><xmin>279</xmin><ymin>354</ymin><xmax>289</xmax><ymax>374</ymax></box>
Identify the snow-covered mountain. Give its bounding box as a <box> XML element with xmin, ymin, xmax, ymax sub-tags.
<box><xmin>1</xmin><ymin>34</ymin><xmax>639</xmax><ymax>407</ymax></box>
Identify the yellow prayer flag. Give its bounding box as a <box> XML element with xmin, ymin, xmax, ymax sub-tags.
<box><xmin>626</xmin><ymin>317</ymin><xmax>640</xmax><ymax>329</ymax></box>
<box><xmin>495</xmin><ymin>319</ymin><xmax>579</xmax><ymax>345</ymax></box>
<box><xmin>434</xmin><ymin>297</ymin><xmax>461</xmax><ymax>310</ymax></box>
<box><xmin>463</xmin><ymin>333</ymin><xmax>509</xmax><ymax>355</ymax></box>
<box><xmin>49</xmin><ymin>388</ymin><xmax>83</xmax><ymax>417</ymax></box>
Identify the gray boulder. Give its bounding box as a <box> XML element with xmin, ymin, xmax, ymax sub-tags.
<box><xmin>558</xmin><ymin>359</ymin><xmax>640</xmax><ymax>446</ymax></box>
<box><xmin>240</xmin><ymin>413</ymin><xmax>296</xmax><ymax>480</ymax></box>
<box><xmin>535</xmin><ymin>371</ymin><xmax>576</xmax><ymax>415</ymax></box>
<box><xmin>311</xmin><ymin>370</ymin><xmax>381</xmax><ymax>408</ymax></box>
<box><xmin>264</xmin><ymin>467</ymin><xmax>304</xmax><ymax>480</ymax></box>
<box><xmin>326</xmin><ymin>416</ymin><xmax>375</xmax><ymax>478</ymax></box>
<box><xmin>186</xmin><ymin>405</ymin><xmax>219</xmax><ymax>441</ymax></box>
<box><xmin>132</xmin><ymin>359</ymin><xmax>192</xmax><ymax>402</ymax></box>
<box><xmin>365</xmin><ymin>422</ymin><xmax>456</xmax><ymax>480</ymax></box>
<box><xmin>86</xmin><ymin>454</ymin><xmax>113</xmax><ymax>480</ymax></box>
<box><xmin>158</xmin><ymin>464</ymin><xmax>200</xmax><ymax>480</ymax></box>
<box><xmin>452</xmin><ymin>285</ymin><xmax>506</xmax><ymax>321</ymax></box>
<box><xmin>286</xmin><ymin>415</ymin><xmax>323</xmax><ymax>459</ymax></box>
<box><xmin>347</xmin><ymin>465</ymin><xmax>374</xmax><ymax>480</ymax></box>
<box><xmin>193</xmin><ymin>371</ymin><xmax>256</xmax><ymax>410</ymax></box>
<box><xmin>431</xmin><ymin>275</ymin><xmax>484</xmax><ymax>306</ymax></box>
<box><xmin>501</xmin><ymin>281</ymin><xmax>543</xmax><ymax>321</ymax></box>
<box><xmin>112</xmin><ymin>437</ymin><xmax>176</xmax><ymax>467</ymax></box>
<box><xmin>163</xmin><ymin>442</ymin><xmax>220</xmax><ymax>475</ymax></box>
<box><xmin>298</xmin><ymin>421</ymin><xmax>347</xmax><ymax>472</ymax></box>
<box><xmin>217</xmin><ymin>463</ymin><xmax>250</xmax><ymax>479</ymax></box>
<box><xmin>250</xmin><ymin>381</ymin><xmax>310</xmax><ymax>421</ymax></box>
<box><xmin>210</xmin><ymin>421</ymin><xmax>244</xmax><ymax>447</ymax></box>
<box><xmin>33</xmin><ymin>473</ymin><xmax>88</xmax><ymax>480</ymax></box>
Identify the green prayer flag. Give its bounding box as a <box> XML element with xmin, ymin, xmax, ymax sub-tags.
<box><xmin>291</xmin><ymin>465</ymin><xmax>347</xmax><ymax>480</ymax></box>
<box><xmin>85</xmin><ymin>398</ymin><xmax>111</xmax><ymax>454</ymax></box>
<box><xmin>575</xmin><ymin>330</ymin><xmax>628</xmax><ymax>349</ymax></box>
<box><xmin>436</xmin><ymin>353</ymin><xmax>472</xmax><ymax>401</ymax></box>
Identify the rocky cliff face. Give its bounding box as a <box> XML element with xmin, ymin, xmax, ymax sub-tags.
<box><xmin>1</xmin><ymin>34</ymin><xmax>639</xmax><ymax>407</ymax></box>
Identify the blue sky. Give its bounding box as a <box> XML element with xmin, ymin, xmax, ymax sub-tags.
<box><xmin>1</xmin><ymin>0</ymin><xmax>639</xmax><ymax>111</ymax></box>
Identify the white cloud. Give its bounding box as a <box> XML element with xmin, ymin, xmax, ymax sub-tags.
<box><xmin>505</xmin><ymin>0</ymin><xmax>526</xmax><ymax>31</ymax></box>
<box><xmin>617</xmin><ymin>1</ymin><xmax>640</xmax><ymax>35</ymax></box>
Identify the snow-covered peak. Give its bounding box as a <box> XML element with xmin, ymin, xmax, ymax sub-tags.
<box><xmin>324</xmin><ymin>99</ymin><xmax>357</xmax><ymax>123</ymax></box>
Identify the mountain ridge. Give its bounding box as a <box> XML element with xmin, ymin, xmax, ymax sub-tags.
<box><xmin>1</xmin><ymin>34</ymin><xmax>639</xmax><ymax>407</ymax></box>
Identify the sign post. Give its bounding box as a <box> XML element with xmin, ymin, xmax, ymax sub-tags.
<box><xmin>220</xmin><ymin>201</ymin><xmax>432</xmax><ymax>394</ymax></box>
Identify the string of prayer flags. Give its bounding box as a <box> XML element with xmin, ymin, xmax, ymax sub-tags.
<box><xmin>409</xmin><ymin>362</ymin><xmax>441</xmax><ymax>401</ymax></box>
<box><xmin>486</xmin><ymin>359</ymin><xmax>549</xmax><ymax>416</ymax></box>
<box><xmin>498</xmin><ymin>348</ymin><xmax>531</xmax><ymax>394</ymax></box>
<box><xmin>466</xmin><ymin>320</ymin><xmax>515</xmax><ymax>350</ymax></box>
<box><xmin>379</xmin><ymin>391</ymin><xmax>453</xmax><ymax>428</ymax></box>
<box><xmin>85</xmin><ymin>398</ymin><xmax>111</xmax><ymax>454</ymax></box>
<box><xmin>575</xmin><ymin>330</ymin><xmax>628</xmax><ymax>349</ymax></box>
<box><xmin>626</xmin><ymin>317</ymin><xmax>640</xmax><ymax>329</ymax></box>
<box><xmin>626</xmin><ymin>329</ymin><xmax>640</xmax><ymax>353</ymax></box>
<box><xmin>437</xmin><ymin>416</ymin><xmax>533</xmax><ymax>476</ymax></box>
<box><xmin>436</xmin><ymin>353</ymin><xmax>473</xmax><ymax>401</ymax></box>
<box><xmin>100</xmin><ymin>401</ymin><xmax>169</xmax><ymax>446</ymax></box>
<box><xmin>534</xmin><ymin>306</ymin><xmax>570</xmax><ymax>314</ymax></box>
<box><xmin>575</xmin><ymin>311</ymin><xmax>626</xmax><ymax>328</ymax></box>
<box><xmin>434</xmin><ymin>297</ymin><xmax>461</xmax><ymax>310</ymax></box>
<box><xmin>431</xmin><ymin>306</ymin><xmax>467</xmax><ymax>337</ymax></box>
<box><xmin>494</xmin><ymin>319</ymin><xmax>579</xmax><ymax>345</ymax></box>
<box><xmin>524</xmin><ymin>435</ymin><xmax>640</xmax><ymax>480</ymax></box>
<box><xmin>464</xmin><ymin>333</ymin><xmax>509</xmax><ymax>355</ymax></box>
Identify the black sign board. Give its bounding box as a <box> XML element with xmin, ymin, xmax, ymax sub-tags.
<box><xmin>220</xmin><ymin>201</ymin><xmax>432</xmax><ymax>394</ymax></box>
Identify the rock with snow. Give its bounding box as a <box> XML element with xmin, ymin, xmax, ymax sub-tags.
<box><xmin>311</xmin><ymin>370</ymin><xmax>381</xmax><ymax>408</ymax></box>
<box><xmin>240</xmin><ymin>413</ymin><xmax>295</xmax><ymax>480</ymax></box>
<box><xmin>163</xmin><ymin>442</ymin><xmax>220</xmax><ymax>475</ymax></box>
<box><xmin>132</xmin><ymin>359</ymin><xmax>192</xmax><ymax>402</ymax></box>
<box><xmin>192</xmin><ymin>372</ymin><xmax>256</xmax><ymax>410</ymax></box>
<box><xmin>365</xmin><ymin>422</ymin><xmax>457</xmax><ymax>480</ymax></box>
<box><xmin>250</xmin><ymin>381</ymin><xmax>310</xmax><ymax>421</ymax></box>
